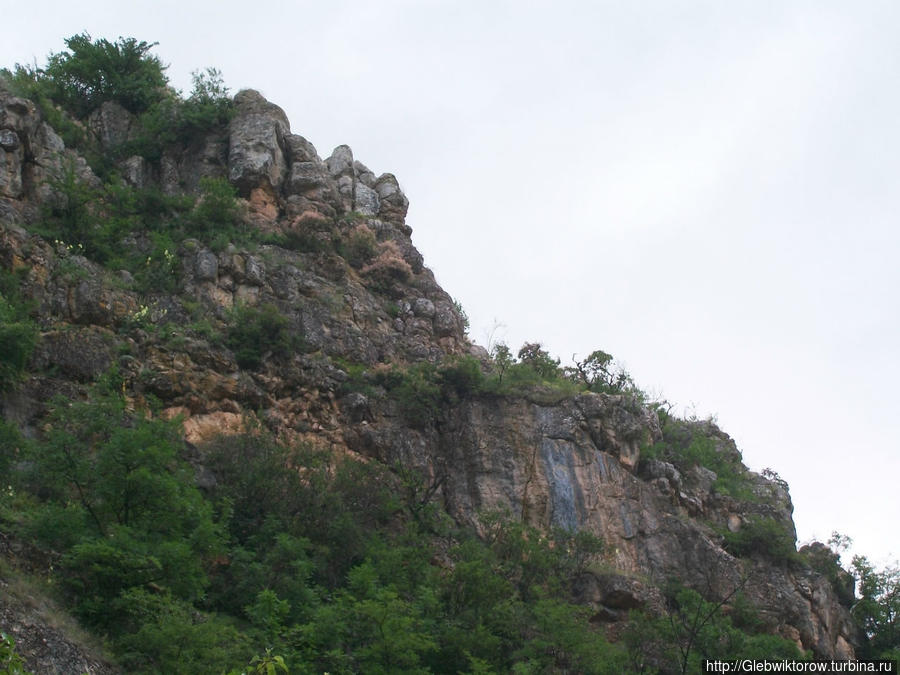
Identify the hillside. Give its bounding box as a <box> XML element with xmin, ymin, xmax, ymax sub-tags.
<box><xmin>0</xmin><ymin>36</ymin><xmax>892</xmax><ymax>674</ymax></box>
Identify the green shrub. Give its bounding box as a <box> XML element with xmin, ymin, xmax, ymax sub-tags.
<box><xmin>176</xmin><ymin>68</ymin><xmax>234</xmax><ymax>140</ymax></box>
<box><xmin>0</xmin><ymin>632</ymin><xmax>30</xmax><ymax>675</ymax></box>
<box><xmin>42</xmin><ymin>33</ymin><xmax>168</xmax><ymax>117</ymax></box>
<box><xmin>0</xmin><ymin>64</ymin><xmax>88</xmax><ymax>151</ymax></box>
<box><xmin>0</xmin><ymin>277</ymin><xmax>38</xmax><ymax>391</ymax></box>
<box><xmin>226</xmin><ymin>303</ymin><xmax>301</xmax><ymax>370</ymax></box>
<box><xmin>517</xmin><ymin>342</ymin><xmax>561</xmax><ymax>379</ymax></box>
<box><xmin>113</xmin><ymin>589</ymin><xmax>250</xmax><ymax>674</ymax></box>
<box><xmin>342</xmin><ymin>223</ymin><xmax>377</xmax><ymax>268</ymax></box>
<box><xmin>185</xmin><ymin>177</ymin><xmax>241</xmax><ymax>240</ymax></box>
<box><xmin>133</xmin><ymin>232</ymin><xmax>180</xmax><ymax>295</ymax></box>
<box><xmin>439</xmin><ymin>355</ymin><xmax>485</xmax><ymax>398</ymax></box>
<box><xmin>378</xmin><ymin>362</ymin><xmax>442</xmax><ymax>428</ymax></box>
<box><xmin>643</xmin><ymin>414</ymin><xmax>754</xmax><ymax>500</ymax></box>
<box><xmin>566</xmin><ymin>349</ymin><xmax>637</xmax><ymax>394</ymax></box>
<box><xmin>852</xmin><ymin>555</ymin><xmax>900</xmax><ymax>660</ymax></box>
<box><xmin>453</xmin><ymin>298</ymin><xmax>469</xmax><ymax>332</ymax></box>
<box><xmin>722</xmin><ymin>516</ymin><xmax>797</xmax><ymax>565</ymax></box>
<box><xmin>375</xmin><ymin>357</ymin><xmax>487</xmax><ymax>427</ymax></box>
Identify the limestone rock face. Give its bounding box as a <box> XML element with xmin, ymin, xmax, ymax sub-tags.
<box><xmin>0</xmin><ymin>81</ymin><xmax>859</xmax><ymax>663</ymax></box>
<box><xmin>1</xmin><ymin>90</ymin><xmax>96</xmax><ymax>211</ymax></box>
<box><xmin>346</xmin><ymin>391</ymin><xmax>858</xmax><ymax>657</ymax></box>
<box><xmin>88</xmin><ymin>101</ymin><xmax>136</xmax><ymax>151</ymax></box>
<box><xmin>228</xmin><ymin>89</ymin><xmax>290</xmax><ymax>195</ymax></box>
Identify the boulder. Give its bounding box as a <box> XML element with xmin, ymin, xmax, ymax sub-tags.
<box><xmin>228</xmin><ymin>89</ymin><xmax>290</xmax><ymax>195</ymax></box>
<box><xmin>195</xmin><ymin>249</ymin><xmax>218</xmax><ymax>281</ymax></box>
<box><xmin>30</xmin><ymin>326</ymin><xmax>114</xmax><ymax>381</ymax></box>
<box><xmin>374</xmin><ymin>173</ymin><xmax>409</xmax><ymax>223</ymax></box>
<box><xmin>325</xmin><ymin>144</ymin><xmax>354</xmax><ymax>177</ymax></box>
<box><xmin>285</xmin><ymin>161</ymin><xmax>327</xmax><ymax>193</ymax></box>
<box><xmin>354</xmin><ymin>182</ymin><xmax>380</xmax><ymax>216</ymax></box>
<box><xmin>88</xmin><ymin>101</ymin><xmax>135</xmax><ymax>151</ymax></box>
<box><xmin>283</xmin><ymin>133</ymin><xmax>320</xmax><ymax>163</ymax></box>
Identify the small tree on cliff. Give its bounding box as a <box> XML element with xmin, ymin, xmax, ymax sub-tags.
<box><xmin>567</xmin><ymin>349</ymin><xmax>634</xmax><ymax>394</ymax></box>
<box><xmin>42</xmin><ymin>33</ymin><xmax>168</xmax><ymax>116</ymax></box>
<box><xmin>517</xmin><ymin>342</ymin><xmax>561</xmax><ymax>379</ymax></box>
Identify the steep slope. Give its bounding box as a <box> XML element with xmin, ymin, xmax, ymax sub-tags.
<box><xmin>0</xmin><ymin>74</ymin><xmax>858</xmax><ymax>670</ymax></box>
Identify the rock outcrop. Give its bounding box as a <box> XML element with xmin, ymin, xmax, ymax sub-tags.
<box><xmin>0</xmin><ymin>83</ymin><xmax>859</xmax><ymax>666</ymax></box>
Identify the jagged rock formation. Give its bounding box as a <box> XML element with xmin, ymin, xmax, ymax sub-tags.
<box><xmin>0</xmin><ymin>82</ymin><xmax>859</xmax><ymax>668</ymax></box>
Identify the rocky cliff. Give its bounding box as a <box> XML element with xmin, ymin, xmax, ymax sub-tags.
<box><xmin>0</xmin><ymin>79</ymin><xmax>858</xmax><ymax>670</ymax></box>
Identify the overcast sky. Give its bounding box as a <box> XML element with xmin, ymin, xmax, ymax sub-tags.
<box><xmin>4</xmin><ymin>0</ymin><xmax>898</xmax><ymax>566</ymax></box>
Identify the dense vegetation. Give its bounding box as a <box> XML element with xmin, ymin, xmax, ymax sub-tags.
<box><xmin>1</xmin><ymin>33</ymin><xmax>898</xmax><ymax>673</ymax></box>
<box><xmin>0</xmin><ymin>376</ymin><xmax>815</xmax><ymax>673</ymax></box>
<box><xmin>1</xmin><ymin>376</ymin><xmax>614</xmax><ymax>672</ymax></box>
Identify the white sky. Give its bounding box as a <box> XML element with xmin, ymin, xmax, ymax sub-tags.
<box><xmin>4</xmin><ymin>0</ymin><xmax>898</xmax><ymax>566</ymax></box>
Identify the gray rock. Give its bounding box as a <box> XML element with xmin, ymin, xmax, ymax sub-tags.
<box><xmin>641</xmin><ymin>459</ymin><xmax>682</xmax><ymax>489</ymax></box>
<box><xmin>119</xmin><ymin>155</ymin><xmax>149</xmax><ymax>188</ymax></box>
<box><xmin>684</xmin><ymin>465</ymin><xmax>717</xmax><ymax>496</ymax></box>
<box><xmin>195</xmin><ymin>250</ymin><xmax>219</xmax><ymax>281</ymax></box>
<box><xmin>354</xmin><ymin>160</ymin><xmax>376</xmax><ymax>186</ymax></box>
<box><xmin>412</xmin><ymin>297</ymin><xmax>436</xmax><ymax>318</ymax></box>
<box><xmin>244</xmin><ymin>256</ymin><xmax>266</xmax><ymax>286</ymax></box>
<box><xmin>432</xmin><ymin>301</ymin><xmax>460</xmax><ymax>337</ymax></box>
<box><xmin>340</xmin><ymin>392</ymin><xmax>372</xmax><ymax>423</ymax></box>
<box><xmin>374</xmin><ymin>173</ymin><xmax>402</xmax><ymax>199</ymax></box>
<box><xmin>285</xmin><ymin>161</ymin><xmax>326</xmax><ymax>193</ymax></box>
<box><xmin>88</xmin><ymin>101</ymin><xmax>136</xmax><ymax>151</ymax></box>
<box><xmin>336</xmin><ymin>175</ymin><xmax>354</xmax><ymax>212</ymax></box>
<box><xmin>0</xmin><ymin>199</ymin><xmax>21</xmax><ymax>224</ymax></box>
<box><xmin>31</xmin><ymin>327</ymin><xmax>113</xmax><ymax>381</ymax></box>
<box><xmin>326</xmin><ymin>145</ymin><xmax>354</xmax><ymax>177</ymax></box>
<box><xmin>374</xmin><ymin>173</ymin><xmax>409</xmax><ymax>223</ymax></box>
<box><xmin>353</xmin><ymin>182</ymin><xmax>381</xmax><ymax>216</ymax></box>
<box><xmin>0</xmin><ymin>145</ymin><xmax>22</xmax><ymax>198</ymax></box>
<box><xmin>283</xmin><ymin>133</ymin><xmax>320</xmax><ymax>163</ymax></box>
<box><xmin>468</xmin><ymin>343</ymin><xmax>490</xmax><ymax>361</ymax></box>
<box><xmin>228</xmin><ymin>89</ymin><xmax>290</xmax><ymax>193</ymax></box>
<box><xmin>0</xmin><ymin>129</ymin><xmax>19</xmax><ymax>150</ymax></box>
<box><xmin>170</xmin><ymin>134</ymin><xmax>229</xmax><ymax>194</ymax></box>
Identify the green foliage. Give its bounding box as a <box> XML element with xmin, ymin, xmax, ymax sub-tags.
<box><xmin>799</xmin><ymin>537</ymin><xmax>856</xmax><ymax>605</ymax></box>
<box><xmin>42</xmin><ymin>34</ymin><xmax>168</xmax><ymax>117</ymax></box>
<box><xmin>0</xmin><ymin>64</ymin><xmax>88</xmax><ymax>151</ymax></box>
<box><xmin>40</xmin><ymin>163</ymin><xmax>109</xmax><ymax>260</ymax></box>
<box><xmin>0</xmin><ymin>632</ymin><xmax>31</xmax><ymax>675</ymax></box>
<box><xmin>177</xmin><ymin>68</ymin><xmax>234</xmax><ymax>140</ymax></box>
<box><xmin>226</xmin><ymin>303</ymin><xmax>301</xmax><ymax>370</ymax></box>
<box><xmin>133</xmin><ymin>232</ymin><xmax>180</xmax><ymax>295</ymax></box>
<box><xmin>341</xmin><ymin>223</ymin><xmax>377</xmax><ymax>268</ymax></box>
<box><xmin>376</xmin><ymin>356</ymin><xmax>486</xmax><ymax>428</ymax></box>
<box><xmin>377</xmin><ymin>362</ymin><xmax>442</xmax><ymax>428</ymax></box>
<box><xmin>246</xmin><ymin>650</ymin><xmax>289</xmax><ymax>675</ymax></box>
<box><xmin>438</xmin><ymin>355</ymin><xmax>485</xmax><ymax>399</ymax></box>
<box><xmin>516</xmin><ymin>342</ymin><xmax>561</xmax><ymax>379</ymax></box>
<box><xmin>624</xmin><ymin>584</ymin><xmax>806</xmax><ymax>674</ymax></box>
<box><xmin>0</xmin><ymin>420</ymin><xmax>25</xmax><ymax>483</ymax></box>
<box><xmin>482</xmin><ymin>341</ymin><xmax>623</xmax><ymax>402</ymax></box>
<box><xmin>489</xmin><ymin>342</ymin><xmax>514</xmax><ymax>385</ymax></box>
<box><xmin>721</xmin><ymin>516</ymin><xmax>798</xmax><ymax>565</ymax></box>
<box><xmin>643</xmin><ymin>412</ymin><xmax>755</xmax><ymax>500</ymax></box>
<box><xmin>113</xmin><ymin>589</ymin><xmax>249</xmax><ymax>674</ymax></box>
<box><xmin>0</xmin><ymin>293</ymin><xmax>38</xmax><ymax>392</ymax></box>
<box><xmin>852</xmin><ymin>555</ymin><xmax>900</xmax><ymax>661</ymax></box>
<box><xmin>279</xmin><ymin>217</ymin><xmax>340</xmax><ymax>254</ymax></box>
<box><xmin>184</xmin><ymin>177</ymin><xmax>242</xmax><ymax>243</ymax></box>
<box><xmin>17</xmin><ymin>376</ymin><xmax>225</xmax><ymax>657</ymax></box>
<box><xmin>453</xmin><ymin>298</ymin><xmax>470</xmax><ymax>333</ymax></box>
<box><xmin>566</xmin><ymin>349</ymin><xmax>636</xmax><ymax>394</ymax></box>
<box><xmin>35</xmin><ymin>170</ymin><xmax>247</xmax><ymax>287</ymax></box>
<box><xmin>196</xmin><ymin>434</ymin><xmax>623</xmax><ymax>673</ymax></box>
